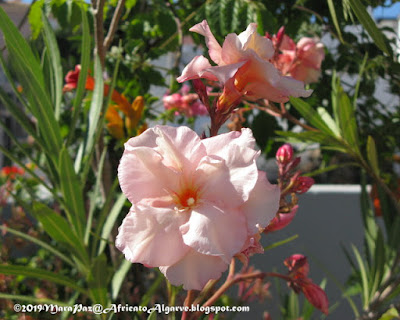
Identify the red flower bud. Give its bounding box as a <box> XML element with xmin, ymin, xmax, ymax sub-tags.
<box><xmin>276</xmin><ymin>143</ymin><xmax>294</xmax><ymax>164</ymax></box>
<box><xmin>294</xmin><ymin>176</ymin><xmax>314</xmax><ymax>194</ymax></box>
<box><xmin>264</xmin><ymin>205</ymin><xmax>298</xmax><ymax>232</ymax></box>
<box><xmin>301</xmin><ymin>281</ymin><xmax>329</xmax><ymax>315</ymax></box>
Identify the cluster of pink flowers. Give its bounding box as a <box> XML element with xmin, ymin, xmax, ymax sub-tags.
<box><xmin>162</xmin><ymin>84</ymin><xmax>208</xmax><ymax>117</ymax></box>
<box><xmin>116</xmin><ymin>125</ymin><xmax>280</xmax><ymax>290</ymax></box>
<box><xmin>268</xmin><ymin>27</ymin><xmax>325</xmax><ymax>84</ymax></box>
<box><xmin>177</xmin><ymin>20</ymin><xmax>313</xmax><ymax>112</ymax></box>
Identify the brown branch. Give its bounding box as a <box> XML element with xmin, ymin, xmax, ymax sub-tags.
<box><xmin>103</xmin><ymin>0</ymin><xmax>126</xmax><ymax>51</ymax></box>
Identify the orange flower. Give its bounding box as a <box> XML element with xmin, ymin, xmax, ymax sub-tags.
<box><xmin>105</xmin><ymin>105</ymin><xmax>124</xmax><ymax>140</ymax></box>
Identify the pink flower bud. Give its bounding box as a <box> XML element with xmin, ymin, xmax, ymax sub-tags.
<box><xmin>264</xmin><ymin>205</ymin><xmax>298</xmax><ymax>232</ymax></box>
<box><xmin>276</xmin><ymin>144</ymin><xmax>294</xmax><ymax>164</ymax></box>
<box><xmin>284</xmin><ymin>254</ymin><xmax>309</xmax><ymax>278</ymax></box>
<box><xmin>276</xmin><ymin>26</ymin><xmax>285</xmax><ymax>44</ymax></box>
<box><xmin>301</xmin><ymin>281</ymin><xmax>329</xmax><ymax>315</ymax></box>
<box><xmin>294</xmin><ymin>176</ymin><xmax>314</xmax><ymax>194</ymax></box>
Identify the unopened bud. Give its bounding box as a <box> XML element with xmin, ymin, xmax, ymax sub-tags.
<box><xmin>294</xmin><ymin>176</ymin><xmax>314</xmax><ymax>194</ymax></box>
<box><xmin>276</xmin><ymin>144</ymin><xmax>294</xmax><ymax>164</ymax></box>
<box><xmin>276</xmin><ymin>26</ymin><xmax>285</xmax><ymax>43</ymax></box>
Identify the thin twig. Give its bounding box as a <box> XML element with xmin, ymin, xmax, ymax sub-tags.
<box><xmin>103</xmin><ymin>0</ymin><xmax>126</xmax><ymax>51</ymax></box>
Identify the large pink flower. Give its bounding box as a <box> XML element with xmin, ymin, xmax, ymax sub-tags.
<box><xmin>116</xmin><ymin>125</ymin><xmax>280</xmax><ymax>290</ymax></box>
<box><xmin>177</xmin><ymin>20</ymin><xmax>312</xmax><ymax>109</ymax></box>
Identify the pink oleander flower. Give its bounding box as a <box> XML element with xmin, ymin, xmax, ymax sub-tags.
<box><xmin>177</xmin><ymin>20</ymin><xmax>312</xmax><ymax>111</ymax></box>
<box><xmin>163</xmin><ymin>85</ymin><xmax>208</xmax><ymax>117</ymax></box>
<box><xmin>116</xmin><ymin>125</ymin><xmax>280</xmax><ymax>290</ymax></box>
<box><xmin>275</xmin><ymin>32</ymin><xmax>325</xmax><ymax>84</ymax></box>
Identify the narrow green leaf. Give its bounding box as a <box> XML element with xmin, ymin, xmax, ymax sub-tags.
<box><xmin>367</xmin><ymin>136</ymin><xmax>380</xmax><ymax>176</ymax></box>
<box><xmin>42</xmin><ymin>13</ymin><xmax>63</xmax><ymax>120</ymax></box>
<box><xmin>317</xmin><ymin>107</ymin><xmax>341</xmax><ymax>137</ymax></box>
<box><xmin>0</xmin><ymin>8</ymin><xmax>62</xmax><ymax>155</ymax></box>
<box><xmin>67</xmin><ymin>4</ymin><xmax>91</xmax><ymax>146</ymax></box>
<box><xmin>85</xmin><ymin>55</ymin><xmax>104</xmax><ymax>158</ymax></box>
<box><xmin>85</xmin><ymin>146</ymin><xmax>108</xmax><ymax>245</ymax></box>
<box><xmin>352</xmin><ymin>245</ymin><xmax>369</xmax><ymax>307</ymax></box>
<box><xmin>147</xmin><ymin>310</ymin><xmax>158</xmax><ymax>320</ymax></box>
<box><xmin>337</xmin><ymin>85</ymin><xmax>360</xmax><ymax>154</ymax></box>
<box><xmin>98</xmin><ymin>193</ymin><xmax>126</xmax><ymax>255</ymax></box>
<box><xmin>360</xmin><ymin>173</ymin><xmax>378</xmax><ymax>265</ymax></box>
<box><xmin>87</xmin><ymin>254</ymin><xmax>109</xmax><ymax>309</ymax></box>
<box><xmin>0</xmin><ymin>225</ymin><xmax>74</xmax><ymax>267</ymax></box>
<box><xmin>111</xmin><ymin>259</ymin><xmax>132</xmax><ymax>300</ymax></box>
<box><xmin>353</xmin><ymin>53</ymin><xmax>368</xmax><ymax>108</ymax></box>
<box><xmin>369</xmin><ymin>229</ymin><xmax>385</xmax><ymax>300</ymax></box>
<box><xmin>0</xmin><ymin>145</ymin><xmax>54</xmax><ymax>194</ymax></box>
<box><xmin>140</xmin><ymin>271</ymin><xmax>164</xmax><ymax>309</ymax></box>
<box><xmin>348</xmin><ymin>0</ymin><xmax>392</xmax><ymax>57</ymax></box>
<box><xmin>264</xmin><ymin>234</ymin><xmax>298</xmax><ymax>251</ymax></box>
<box><xmin>304</xmin><ymin>162</ymin><xmax>358</xmax><ymax>177</ymax></box>
<box><xmin>0</xmin><ymin>293</ymin><xmax>69</xmax><ymax>306</ymax></box>
<box><xmin>289</xmin><ymin>97</ymin><xmax>336</xmax><ymax>136</ymax></box>
<box><xmin>32</xmin><ymin>202</ymin><xmax>89</xmax><ymax>266</ymax></box>
<box><xmin>327</xmin><ymin>0</ymin><xmax>344</xmax><ymax>43</ymax></box>
<box><xmin>0</xmin><ymin>265</ymin><xmax>85</xmax><ymax>293</ymax></box>
<box><xmin>59</xmin><ymin>147</ymin><xmax>86</xmax><ymax>239</ymax></box>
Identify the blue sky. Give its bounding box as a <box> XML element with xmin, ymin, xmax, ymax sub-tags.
<box><xmin>373</xmin><ymin>1</ymin><xmax>400</xmax><ymax>20</ymax></box>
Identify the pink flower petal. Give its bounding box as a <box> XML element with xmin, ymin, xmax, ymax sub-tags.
<box><xmin>206</xmin><ymin>61</ymin><xmax>246</xmax><ymax>84</ymax></box>
<box><xmin>201</xmin><ymin>129</ymin><xmax>259</xmax><ymax>202</ymax></box>
<box><xmin>180</xmin><ymin>203</ymin><xmax>247</xmax><ymax>263</ymax></box>
<box><xmin>177</xmin><ymin>56</ymin><xmax>218</xmax><ymax>83</ymax></box>
<box><xmin>160</xmin><ymin>249</ymin><xmax>228</xmax><ymax>290</ymax></box>
<box><xmin>116</xmin><ymin>206</ymin><xmax>190</xmax><ymax>267</ymax></box>
<box><xmin>239</xmin><ymin>23</ymin><xmax>274</xmax><ymax>60</ymax></box>
<box><xmin>221</xmin><ymin>33</ymin><xmax>244</xmax><ymax>64</ymax></box>
<box><xmin>189</xmin><ymin>20</ymin><xmax>223</xmax><ymax>65</ymax></box>
<box><xmin>194</xmin><ymin>155</ymin><xmax>246</xmax><ymax>208</ymax></box>
<box><xmin>118</xmin><ymin>147</ymin><xmax>179</xmax><ymax>205</ymax></box>
<box><xmin>241</xmin><ymin>171</ymin><xmax>280</xmax><ymax>235</ymax></box>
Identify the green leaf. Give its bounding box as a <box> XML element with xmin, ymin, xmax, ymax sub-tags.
<box><xmin>42</xmin><ymin>13</ymin><xmax>63</xmax><ymax>120</ymax></box>
<box><xmin>348</xmin><ymin>0</ymin><xmax>392</xmax><ymax>57</ymax></box>
<box><xmin>352</xmin><ymin>245</ymin><xmax>369</xmax><ymax>308</ymax></box>
<box><xmin>28</xmin><ymin>0</ymin><xmax>44</xmax><ymax>40</ymax></box>
<box><xmin>369</xmin><ymin>229</ymin><xmax>385</xmax><ymax>300</ymax></box>
<box><xmin>367</xmin><ymin>136</ymin><xmax>380</xmax><ymax>176</ymax></box>
<box><xmin>378</xmin><ymin>308</ymin><xmax>400</xmax><ymax>320</ymax></box>
<box><xmin>264</xmin><ymin>234</ymin><xmax>298</xmax><ymax>251</ymax></box>
<box><xmin>0</xmin><ymin>225</ymin><xmax>74</xmax><ymax>267</ymax></box>
<box><xmin>289</xmin><ymin>97</ymin><xmax>336</xmax><ymax>136</ymax></box>
<box><xmin>0</xmin><ymin>265</ymin><xmax>85</xmax><ymax>293</ymax></box>
<box><xmin>111</xmin><ymin>259</ymin><xmax>131</xmax><ymax>300</ymax></box>
<box><xmin>87</xmin><ymin>254</ymin><xmax>110</xmax><ymax>310</ymax></box>
<box><xmin>353</xmin><ymin>53</ymin><xmax>368</xmax><ymax>108</ymax></box>
<box><xmin>336</xmin><ymin>84</ymin><xmax>360</xmax><ymax>155</ymax></box>
<box><xmin>0</xmin><ymin>293</ymin><xmax>70</xmax><ymax>306</ymax></box>
<box><xmin>98</xmin><ymin>193</ymin><xmax>127</xmax><ymax>255</ymax></box>
<box><xmin>67</xmin><ymin>4</ymin><xmax>91</xmax><ymax>146</ymax></box>
<box><xmin>0</xmin><ymin>7</ymin><xmax>62</xmax><ymax>156</ymax></box>
<box><xmin>59</xmin><ymin>147</ymin><xmax>86</xmax><ymax>239</ymax></box>
<box><xmin>317</xmin><ymin>107</ymin><xmax>341</xmax><ymax>137</ymax></box>
<box><xmin>360</xmin><ymin>173</ymin><xmax>378</xmax><ymax>264</ymax></box>
<box><xmin>32</xmin><ymin>202</ymin><xmax>89</xmax><ymax>266</ymax></box>
<box><xmin>327</xmin><ymin>0</ymin><xmax>344</xmax><ymax>43</ymax></box>
<box><xmin>147</xmin><ymin>309</ymin><xmax>158</xmax><ymax>320</ymax></box>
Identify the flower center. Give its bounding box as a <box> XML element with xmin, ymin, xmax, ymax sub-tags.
<box><xmin>173</xmin><ymin>187</ymin><xmax>199</xmax><ymax>210</ymax></box>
